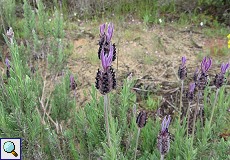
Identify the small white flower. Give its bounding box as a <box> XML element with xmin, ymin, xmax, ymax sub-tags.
<box><xmin>159</xmin><ymin>19</ymin><xmax>162</xmax><ymax>23</ymax></box>
<box><xmin>200</xmin><ymin>22</ymin><xmax>204</xmax><ymax>26</ymax></box>
<box><xmin>74</xmin><ymin>13</ymin><xmax>77</xmax><ymax>16</ymax></box>
<box><xmin>49</xmin><ymin>19</ymin><xmax>52</xmax><ymax>22</ymax></box>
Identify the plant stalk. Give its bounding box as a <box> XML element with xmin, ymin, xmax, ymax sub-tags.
<box><xmin>186</xmin><ymin>102</ymin><xmax>191</xmax><ymax>137</ymax></box>
<box><xmin>160</xmin><ymin>154</ymin><xmax>164</xmax><ymax>160</ymax></box>
<box><xmin>104</xmin><ymin>94</ymin><xmax>111</xmax><ymax>147</ymax></box>
<box><xmin>134</xmin><ymin>127</ymin><xmax>141</xmax><ymax>160</ymax></box>
<box><xmin>209</xmin><ymin>89</ymin><xmax>219</xmax><ymax>128</ymax></box>
<box><xmin>191</xmin><ymin>90</ymin><xmax>200</xmax><ymax>145</ymax></box>
<box><xmin>179</xmin><ymin>80</ymin><xmax>184</xmax><ymax>123</ymax></box>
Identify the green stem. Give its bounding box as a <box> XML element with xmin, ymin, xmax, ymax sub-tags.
<box><xmin>179</xmin><ymin>80</ymin><xmax>184</xmax><ymax>123</ymax></box>
<box><xmin>191</xmin><ymin>90</ymin><xmax>200</xmax><ymax>145</ymax></box>
<box><xmin>134</xmin><ymin>128</ymin><xmax>141</xmax><ymax>160</ymax></box>
<box><xmin>209</xmin><ymin>89</ymin><xmax>219</xmax><ymax>128</ymax></box>
<box><xmin>186</xmin><ymin>102</ymin><xmax>191</xmax><ymax>138</ymax></box>
<box><xmin>104</xmin><ymin>94</ymin><xmax>111</xmax><ymax>147</ymax></box>
<box><xmin>199</xmin><ymin>91</ymin><xmax>204</xmax><ymax>128</ymax></box>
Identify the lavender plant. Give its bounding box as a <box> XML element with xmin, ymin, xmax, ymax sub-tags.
<box><xmin>178</xmin><ymin>56</ymin><xmax>187</xmax><ymax>122</ymax></box>
<box><xmin>134</xmin><ymin>110</ymin><xmax>147</xmax><ymax>160</ymax></box>
<box><xmin>192</xmin><ymin>57</ymin><xmax>212</xmax><ymax>139</ymax></box>
<box><xmin>209</xmin><ymin>62</ymin><xmax>229</xmax><ymax>126</ymax></box>
<box><xmin>98</xmin><ymin>23</ymin><xmax>116</xmax><ymax>61</ymax></box>
<box><xmin>186</xmin><ymin>82</ymin><xmax>196</xmax><ymax>136</ymax></box>
<box><xmin>95</xmin><ymin>23</ymin><xmax>116</xmax><ymax>148</ymax></box>
<box><xmin>157</xmin><ymin>115</ymin><xmax>171</xmax><ymax>160</ymax></box>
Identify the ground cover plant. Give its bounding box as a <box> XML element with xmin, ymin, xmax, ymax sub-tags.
<box><xmin>0</xmin><ymin>0</ymin><xmax>229</xmax><ymax>160</ymax></box>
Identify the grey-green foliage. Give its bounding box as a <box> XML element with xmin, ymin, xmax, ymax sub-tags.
<box><xmin>48</xmin><ymin>9</ymin><xmax>66</xmax><ymax>74</ymax></box>
<box><xmin>23</xmin><ymin>0</ymin><xmax>36</xmax><ymax>37</ymax></box>
<box><xmin>50</xmin><ymin>73</ymin><xmax>75</xmax><ymax>121</ymax></box>
<box><xmin>36</xmin><ymin>0</ymin><xmax>50</xmax><ymax>38</ymax></box>
<box><xmin>0</xmin><ymin>36</ymin><xmax>42</xmax><ymax>159</ymax></box>
<box><xmin>0</xmin><ymin>0</ymin><xmax>16</xmax><ymax>29</ymax></box>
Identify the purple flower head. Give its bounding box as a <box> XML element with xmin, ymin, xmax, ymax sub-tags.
<box><xmin>214</xmin><ymin>62</ymin><xmax>229</xmax><ymax>88</ymax></box>
<box><xmin>178</xmin><ymin>56</ymin><xmax>187</xmax><ymax>80</ymax></box>
<box><xmin>106</xmin><ymin>23</ymin><xmax>114</xmax><ymax>43</ymax></box>
<box><xmin>5</xmin><ymin>58</ymin><xmax>10</xmax><ymax>68</ymax></box>
<box><xmin>221</xmin><ymin>62</ymin><xmax>229</xmax><ymax>74</ymax></box>
<box><xmin>181</xmin><ymin>56</ymin><xmax>186</xmax><ymax>67</ymax></box>
<box><xmin>136</xmin><ymin>111</ymin><xmax>147</xmax><ymax>128</ymax></box>
<box><xmin>187</xmin><ymin>82</ymin><xmax>196</xmax><ymax>102</ymax></box>
<box><xmin>70</xmin><ymin>75</ymin><xmax>77</xmax><ymax>90</ymax></box>
<box><xmin>161</xmin><ymin>115</ymin><xmax>171</xmax><ymax>133</ymax></box>
<box><xmin>100</xmin><ymin>24</ymin><xmax>106</xmax><ymax>36</ymax></box>
<box><xmin>100</xmin><ymin>45</ymin><xmax>113</xmax><ymax>71</ymax></box>
<box><xmin>158</xmin><ymin>115</ymin><xmax>171</xmax><ymax>156</ymax></box>
<box><xmin>70</xmin><ymin>75</ymin><xmax>74</xmax><ymax>84</ymax></box>
<box><xmin>201</xmin><ymin>57</ymin><xmax>212</xmax><ymax>73</ymax></box>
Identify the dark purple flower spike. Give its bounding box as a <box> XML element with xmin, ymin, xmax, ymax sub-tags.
<box><xmin>136</xmin><ymin>111</ymin><xmax>147</xmax><ymax>128</ymax></box>
<box><xmin>98</xmin><ymin>23</ymin><xmax>116</xmax><ymax>62</ymax></box>
<box><xmin>96</xmin><ymin>45</ymin><xmax>116</xmax><ymax>95</ymax></box>
<box><xmin>214</xmin><ymin>62</ymin><xmax>229</xmax><ymax>88</ymax></box>
<box><xmin>70</xmin><ymin>75</ymin><xmax>77</xmax><ymax>90</ymax></box>
<box><xmin>196</xmin><ymin>57</ymin><xmax>212</xmax><ymax>90</ymax></box>
<box><xmin>5</xmin><ymin>58</ymin><xmax>10</xmax><ymax>78</ymax></box>
<box><xmin>178</xmin><ymin>56</ymin><xmax>187</xmax><ymax>80</ymax></box>
<box><xmin>186</xmin><ymin>83</ymin><xmax>196</xmax><ymax>102</ymax></box>
<box><xmin>157</xmin><ymin>115</ymin><xmax>171</xmax><ymax>156</ymax></box>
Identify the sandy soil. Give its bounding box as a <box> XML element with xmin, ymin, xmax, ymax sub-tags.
<box><xmin>65</xmin><ymin>20</ymin><xmax>229</xmax><ymax>106</ymax></box>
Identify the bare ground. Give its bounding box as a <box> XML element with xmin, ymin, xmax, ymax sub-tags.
<box><xmin>66</xmin><ymin>20</ymin><xmax>230</xmax><ymax>108</ymax></box>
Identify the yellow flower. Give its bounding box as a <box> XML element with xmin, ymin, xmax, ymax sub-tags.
<box><xmin>228</xmin><ymin>34</ymin><xmax>230</xmax><ymax>48</ymax></box>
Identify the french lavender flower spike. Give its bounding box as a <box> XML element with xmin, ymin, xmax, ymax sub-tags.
<box><xmin>221</xmin><ymin>62</ymin><xmax>230</xmax><ymax>74</ymax></box>
<box><xmin>100</xmin><ymin>24</ymin><xmax>106</xmax><ymax>36</ymax></box>
<box><xmin>107</xmin><ymin>23</ymin><xmax>114</xmax><ymax>43</ymax></box>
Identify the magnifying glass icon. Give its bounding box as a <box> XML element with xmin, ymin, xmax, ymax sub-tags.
<box><xmin>3</xmin><ymin>141</ymin><xmax>18</xmax><ymax>157</ymax></box>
